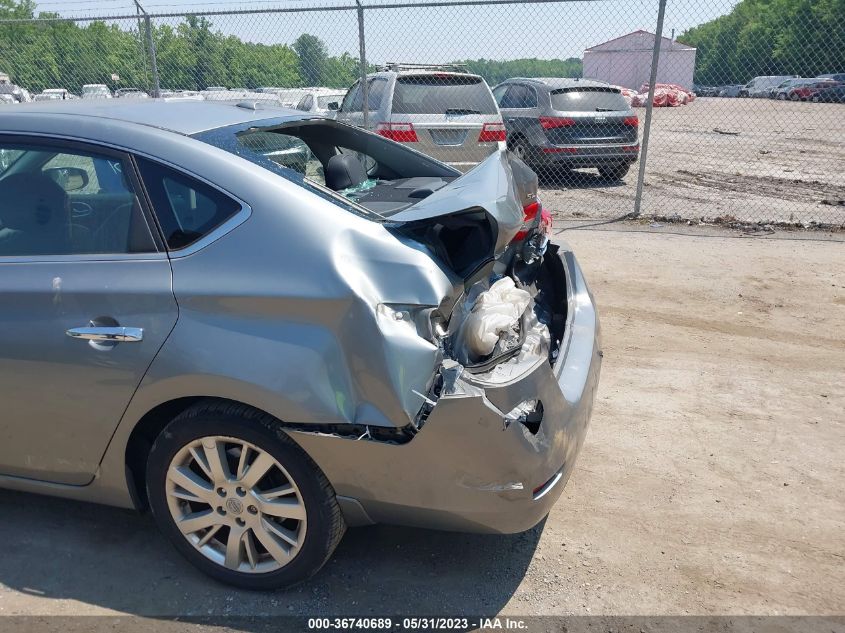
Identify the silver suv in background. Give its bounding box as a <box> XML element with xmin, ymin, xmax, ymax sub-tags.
<box><xmin>494</xmin><ymin>78</ymin><xmax>639</xmax><ymax>180</ymax></box>
<box><xmin>336</xmin><ymin>64</ymin><xmax>506</xmax><ymax>171</ymax></box>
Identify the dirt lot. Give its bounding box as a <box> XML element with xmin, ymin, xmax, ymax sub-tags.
<box><xmin>0</xmin><ymin>227</ymin><xmax>842</xmax><ymax>627</ymax></box>
<box><xmin>541</xmin><ymin>98</ymin><xmax>845</xmax><ymax>227</ymax></box>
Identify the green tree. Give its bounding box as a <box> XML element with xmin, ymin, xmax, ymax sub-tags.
<box><xmin>293</xmin><ymin>33</ymin><xmax>328</xmax><ymax>86</ymax></box>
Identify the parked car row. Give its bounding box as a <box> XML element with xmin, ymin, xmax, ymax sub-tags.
<box><xmin>331</xmin><ymin>65</ymin><xmax>639</xmax><ymax>179</ymax></box>
<box><xmin>1</xmin><ymin>69</ymin><xmax>644</xmax><ymax>179</ymax></box>
<box><xmin>697</xmin><ymin>73</ymin><xmax>845</xmax><ymax>101</ymax></box>
<box><xmin>0</xmin><ymin>83</ymin><xmax>154</xmax><ymax>102</ymax></box>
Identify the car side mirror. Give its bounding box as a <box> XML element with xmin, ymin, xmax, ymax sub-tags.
<box><xmin>327</xmin><ymin>102</ymin><xmax>339</xmax><ymax>111</ymax></box>
<box><xmin>44</xmin><ymin>166</ymin><xmax>89</xmax><ymax>192</ymax></box>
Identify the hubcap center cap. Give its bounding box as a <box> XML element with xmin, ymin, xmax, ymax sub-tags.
<box><xmin>225</xmin><ymin>497</ymin><xmax>244</xmax><ymax>515</ymax></box>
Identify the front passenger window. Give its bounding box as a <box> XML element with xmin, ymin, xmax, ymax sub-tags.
<box><xmin>0</xmin><ymin>142</ymin><xmax>155</xmax><ymax>257</ymax></box>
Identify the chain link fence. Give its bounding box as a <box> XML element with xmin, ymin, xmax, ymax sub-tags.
<box><xmin>0</xmin><ymin>0</ymin><xmax>843</xmax><ymax>229</ymax></box>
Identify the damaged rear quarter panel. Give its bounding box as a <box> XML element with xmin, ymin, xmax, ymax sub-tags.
<box><xmin>288</xmin><ymin>246</ymin><xmax>602</xmax><ymax>534</ymax></box>
<box><xmin>129</xmin><ymin>154</ymin><xmax>455</xmax><ymax>431</ymax></box>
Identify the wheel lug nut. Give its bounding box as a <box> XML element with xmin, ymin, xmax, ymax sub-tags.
<box><xmin>216</xmin><ymin>487</ymin><xmax>226</xmax><ymax>497</ymax></box>
<box><xmin>247</xmin><ymin>505</ymin><xmax>258</xmax><ymax>515</ymax></box>
<box><xmin>236</xmin><ymin>486</ymin><xmax>246</xmax><ymax>497</ymax></box>
<box><xmin>236</xmin><ymin>517</ymin><xmax>245</xmax><ymax>527</ymax></box>
<box><xmin>216</xmin><ymin>507</ymin><xmax>226</xmax><ymax>516</ymax></box>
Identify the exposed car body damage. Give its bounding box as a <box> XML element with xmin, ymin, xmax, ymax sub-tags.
<box><xmin>0</xmin><ymin>102</ymin><xmax>600</xmax><ymax>541</ymax></box>
<box><xmin>290</xmin><ymin>244</ymin><xmax>600</xmax><ymax>533</ymax></box>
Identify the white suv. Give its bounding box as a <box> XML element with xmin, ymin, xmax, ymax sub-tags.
<box><xmin>336</xmin><ymin>64</ymin><xmax>506</xmax><ymax>172</ymax></box>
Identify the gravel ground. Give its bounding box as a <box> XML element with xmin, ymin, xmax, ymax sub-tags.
<box><xmin>540</xmin><ymin>97</ymin><xmax>845</xmax><ymax>227</ymax></box>
<box><xmin>0</xmin><ymin>227</ymin><xmax>842</xmax><ymax>629</ymax></box>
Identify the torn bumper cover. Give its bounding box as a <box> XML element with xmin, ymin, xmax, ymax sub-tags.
<box><xmin>289</xmin><ymin>246</ymin><xmax>601</xmax><ymax>534</ymax></box>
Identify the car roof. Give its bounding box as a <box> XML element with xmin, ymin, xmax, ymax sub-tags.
<box><xmin>503</xmin><ymin>77</ymin><xmax>613</xmax><ymax>90</ymax></box>
<box><xmin>2</xmin><ymin>99</ymin><xmax>309</xmax><ymax>135</ymax></box>
<box><xmin>369</xmin><ymin>70</ymin><xmax>483</xmax><ymax>80</ymax></box>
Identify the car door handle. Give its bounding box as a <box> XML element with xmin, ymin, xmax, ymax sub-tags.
<box><xmin>66</xmin><ymin>326</ymin><xmax>144</xmax><ymax>343</ymax></box>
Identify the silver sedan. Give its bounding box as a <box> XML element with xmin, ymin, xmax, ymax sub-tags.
<box><xmin>0</xmin><ymin>99</ymin><xmax>601</xmax><ymax>589</ymax></box>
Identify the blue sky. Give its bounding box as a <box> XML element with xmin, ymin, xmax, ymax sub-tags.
<box><xmin>35</xmin><ymin>0</ymin><xmax>740</xmax><ymax>61</ymax></box>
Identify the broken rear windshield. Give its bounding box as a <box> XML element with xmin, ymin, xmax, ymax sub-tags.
<box><xmin>549</xmin><ymin>88</ymin><xmax>628</xmax><ymax>112</ymax></box>
<box><xmin>392</xmin><ymin>75</ymin><xmax>498</xmax><ymax>115</ymax></box>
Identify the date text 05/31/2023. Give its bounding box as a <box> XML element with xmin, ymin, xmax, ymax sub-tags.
<box><xmin>307</xmin><ymin>617</ymin><xmax>529</xmax><ymax>630</ymax></box>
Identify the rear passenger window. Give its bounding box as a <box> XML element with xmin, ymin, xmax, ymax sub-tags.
<box><xmin>136</xmin><ymin>158</ymin><xmax>241</xmax><ymax>250</ymax></box>
<box><xmin>367</xmin><ymin>78</ymin><xmax>388</xmax><ymax>110</ymax></box>
<box><xmin>500</xmin><ymin>84</ymin><xmax>537</xmax><ymax>108</ymax></box>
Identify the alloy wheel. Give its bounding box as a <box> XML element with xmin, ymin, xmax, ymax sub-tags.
<box><xmin>165</xmin><ymin>435</ymin><xmax>307</xmax><ymax>574</ymax></box>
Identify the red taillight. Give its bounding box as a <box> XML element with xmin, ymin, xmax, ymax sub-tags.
<box><xmin>513</xmin><ymin>201</ymin><xmax>542</xmax><ymax>242</ymax></box>
<box><xmin>623</xmin><ymin>116</ymin><xmax>639</xmax><ymax>127</ymax></box>
<box><xmin>522</xmin><ymin>201</ymin><xmax>540</xmax><ymax>221</ymax></box>
<box><xmin>375</xmin><ymin>122</ymin><xmax>418</xmax><ymax>143</ymax></box>
<box><xmin>478</xmin><ymin>122</ymin><xmax>507</xmax><ymax>142</ymax></box>
<box><xmin>539</xmin><ymin>116</ymin><xmax>575</xmax><ymax>129</ymax></box>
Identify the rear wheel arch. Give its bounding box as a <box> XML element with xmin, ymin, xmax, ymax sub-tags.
<box><xmin>507</xmin><ymin>131</ymin><xmax>528</xmax><ymax>149</ymax></box>
<box><xmin>507</xmin><ymin>133</ymin><xmax>532</xmax><ymax>163</ymax></box>
<box><xmin>125</xmin><ymin>396</ymin><xmax>294</xmax><ymax>510</ymax></box>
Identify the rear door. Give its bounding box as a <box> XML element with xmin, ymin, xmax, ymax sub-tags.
<box><xmin>0</xmin><ymin>137</ymin><xmax>178</xmax><ymax>485</ymax></box>
<box><xmin>546</xmin><ymin>88</ymin><xmax>636</xmax><ymax>146</ymax></box>
<box><xmin>389</xmin><ymin>74</ymin><xmax>502</xmax><ymax>170</ymax></box>
<box><xmin>496</xmin><ymin>82</ymin><xmax>540</xmax><ymax>140</ymax></box>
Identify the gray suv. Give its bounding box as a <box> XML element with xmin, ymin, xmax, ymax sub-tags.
<box><xmin>493</xmin><ymin>78</ymin><xmax>639</xmax><ymax>180</ymax></box>
<box><xmin>0</xmin><ymin>99</ymin><xmax>600</xmax><ymax>590</ymax></box>
<box><xmin>336</xmin><ymin>65</ymin><xmax>506</xmax><ymax>171</ymax></box>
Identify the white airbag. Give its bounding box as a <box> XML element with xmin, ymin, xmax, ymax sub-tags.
<box><xmin>462</xmin><ymin>277</ymin><xmax>531</xmax><ymax>358</ymax></box>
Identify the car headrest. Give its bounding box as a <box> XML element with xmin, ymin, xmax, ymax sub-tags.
<box><xmin>0</xmin><ymin>172</ymin><xmax>69</xmax><ymax>231</ymax></box>
<box><xmin>325</xmin><ymin>153</ymin><xmax>367</xmax><ymax>191</ymax></box>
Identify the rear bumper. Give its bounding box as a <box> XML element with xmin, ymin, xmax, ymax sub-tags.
<box><xmin>537</xmin><ymin>143</ymin><xmax>639</xmax><ymax>167</ymax></box>
<box><xmin>431</xmin><ymin>142</ymin><xmax>503</xmax><ymax>173</ymax></box>
<box><xmin>288</xmin><ymin>246</ymin><xmax>602</xmax><ymax>534</ymax></box>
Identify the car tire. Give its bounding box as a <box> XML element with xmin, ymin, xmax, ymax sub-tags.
<box><xmin>599</xmin><ymin>164</ymin><xmax>630</xmax><ymax>181</ymax></box>
<box><xmin>146</xmin><ymin>400</ymin><xmax>346</xmax><ymax>590</ymax></box>
<box><xmin>790</xmin><ymin>93</ymin><xmax>799</xmax><ymax>101</ymax></box>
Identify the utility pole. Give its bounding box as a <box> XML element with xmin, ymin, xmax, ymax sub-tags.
<box><xmin>633</xmin><ymin>0</ymin><xmax>667</xmax><ymax>217</ymax></box>
<box><xmin>356</xmin><ymin>0</ymin><xmax>370</xmax><ymax>128</ymax></box>
<box><xmin>134</xmin><ymin>0</ymin><xmax>161</xmax><ymax>98</ymax></box>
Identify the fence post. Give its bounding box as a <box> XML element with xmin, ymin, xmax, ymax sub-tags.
<box><xmin>135</xmin><ymin>4</ymin><xmax>149</xmax><ymax>91</ymax></box>
<box><xmin>356</xmin><ymin>0</ymin><xmax>370</xmax><ymax>128</ymax></box>
<box><xmin>144</xmin><ymin>14</ymin><xmax>161</xmax><ymax>98</ymax></box>
<box><xmin>633</xmin><ymin>0</ymin><xmax>667</xmax><ymax>218</ymax></box>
